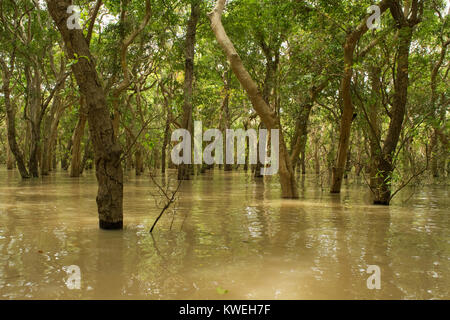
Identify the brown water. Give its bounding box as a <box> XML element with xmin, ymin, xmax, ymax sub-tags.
<box><xmin>0</xmin><ymin>167</ymin><xmax>448</xmax><ymax>300</ymax></box>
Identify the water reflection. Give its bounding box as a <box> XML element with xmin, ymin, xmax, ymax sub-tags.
<box><xmin>0</xmin><ymin>168</ymin><xmax>448</xmax><ymax>299</ymax></box>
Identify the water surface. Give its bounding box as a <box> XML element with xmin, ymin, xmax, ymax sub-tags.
<box><xmin>0</xmin><ymin>167</ymin><xmax>448</xmax><ymax>299</ymax></box>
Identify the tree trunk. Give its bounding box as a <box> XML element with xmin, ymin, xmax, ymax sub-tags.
<box><xmin>135</xmin><ymin>147</ymin><xmax>143</xmax><ymax>176</ymax></box>
<box><xmin>80</xmin><ymin>134</ymin><xmax>91</xmax><ymax>175</ymax></box>
<box><xmin>6</xmin><ymin>145</ymin><xmax>15</xmax><ymax>170</ymax></box>
<box><xmin>314</xmin><ymin>142</ymin><xmax>320</xmax><ymax>175</ymax></box>
<box><xmin>330</xmin><ymin>0</ymin><xmax>390</xmax><ymax>193</ymax></box>
<box><xmin>301</xmin><ymin>147</ymin><xmax>306</xmax><ymax>175</ymax></box>
<box><xmin>290</xmin><ymin>104</ymin><xmax>313</xmax><ymax>167</ymax></box>
<box><xmin>70</xmin><ymin>100</ymin><xmax>87</xmax><ymax>177</ymax></box>
<box><xmin>430</xmin><ymin>132</ymin><xmax>439</xmax><ymax>177</ymax></box>
<box><xmin>243</xmin><ymin>121</ymin><xmax>249</xmax><ymax>172</ymax></box>
<box><xmin>429</xmin><ymin>35</ymin><xmax>449</xmax><ymax>178</ymax></box>
<box><xmin>368</xmin><ymin>66</ymin><xmax>382</xmax><ymax>190</ymax></box>
<box><xmin>61</xmin><ymin>138</ymin><xmax>72</xmax><ymax>171</ymax></box>
<box><xmin>209</xmin><ymin>0</ymin><xmax>298</xmax><ymax>198</ymax></box>
<box><xmin>41</xmin><ymin>90</ymin><xmax>65</xmax><ymax>175</ymax></box>
<box><xmin>0</xmin><ymin>57</ymin><xmax>30</xmax><ymax>178</ymax></box>
<box><xmin>373</xmin><ymin>0</ymin><xmax>420</xmax><ymax>205</ymax></box>
<box><xmin>26</xmin><ymin>65</ymin><xmax>42</xmax><ymax>178</ymax></box>
<box><xmin>47</xmin><ymin>0</ymin><xmax>124</xmax><ymax>229</ymax></box>
<box><xmin>254</xmin><ymin>122</ymin><xmax>265</xmax><ymax>178</ymax></box>
<box><xmin>222</xmin><ymin>70</ymin><xmax>233</xmax><ymax>172</ymax></box>
<box><xmin>161</xmin><ymin>111</ymin><xmax>170</xmax><ymax>174</ymax></box>
<box><xmin>178</xmin><ymin>1</ymin><xmax>200</xmax><ymax>181</ymax></box>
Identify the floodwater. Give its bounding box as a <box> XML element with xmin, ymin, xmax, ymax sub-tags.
<box><xmin>0</xmin><ymin>167</ymin><xmax>448</xmax><ymax>300</ymax></box>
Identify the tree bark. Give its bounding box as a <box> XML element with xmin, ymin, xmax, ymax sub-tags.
<box><xmin>47</xmin><ymin>0</ymin><xmax>123</xmax><ymax>229</ymax></box>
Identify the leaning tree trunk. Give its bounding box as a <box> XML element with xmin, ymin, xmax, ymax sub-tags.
<box><xmin>209</xmin><ymin>0</ymin><xmax>298</xmax><ymax>198</ymax></box>
<box><xmin>178</xmin><ymin>1</ymin><xmax>200</xmax><ymax>181</ymax></box>
<box><xmin>47</xmin><ymin>0</ymin><xmax>123</xmax><ymax>229</ymax></box>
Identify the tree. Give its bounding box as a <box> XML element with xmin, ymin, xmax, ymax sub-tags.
<box><xmin>209</xmin><ymin>0</ymin><xmax>298</xmax><ymax>198</ymax></box>
<box><xmin>46</xmin><ymin>0</ymin><xmax>124</xmax><ymax>229</ymax></box>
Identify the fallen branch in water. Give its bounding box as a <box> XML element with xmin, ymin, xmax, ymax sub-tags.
<box><xmin>149</xmin><ymin>173</ymin><xmax>182</xmax><ymax>233</ymax></box>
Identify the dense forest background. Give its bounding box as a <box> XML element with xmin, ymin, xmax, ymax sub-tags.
<box><xmin>0</xmin><ymin>0</ymin><xmax>448</xmax><ymax>229</ymax></box>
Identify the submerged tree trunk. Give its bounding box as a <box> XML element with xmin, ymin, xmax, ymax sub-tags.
<box><xmin>314</xmin><ymin>141</ymin><xmax>320</xmax><ymax>175</ymax></box>
<box><xmin>135</xmin><ymin>147</ymin><xmax>144</xmax><ymax>176</ymax></box>
<box><xmin>373</xmin><ymin>26</ymin><xmax>413</xmax><ymax>204</ymax></box>
<box><xmin>222</xmin><ymin>70</ymin><xmax>233</xmax><ymax>172</ymax></box>
<box><xmin>368</xmin><ymin>66</ymin><xmax>382</xmax><ymax>190</ymax></box>
<box><xmin>291</xmin><ymin>104</ymin><xmax>312</xmax><ymax>167</ymax></box>
<box><xmin>80</xmin><ymin>134</ymin><xmax>92</xmax><ymax>175</ymax></box>
<box><xmin>301</xmin><ymin>147</ymin><xmax>306</xmax><ymax>175</ymax></box>
<box><xmin>41</xmin><ymin>89</ymin><xmax>65</xmax><ymax>175</ymax></box>
<box><xmin>0</xmin><ymin>56</ymin><xmax>30</xmax><ymax>178</ymax></box>
<box><xmin>330</xmin><ymin>0</ymin><xmax>390</xmax><ymax>193</ymax></box>
<box><xmin>6</xmin><ymin>145</ymin><xmax>15</xmax><ymax>170</ymax></box>
<box><xmin>161</xmin><ymin>111</ymin><xmax>171</xmax><ymax>174</ymax></box>
<box><xmin>160</xmin><ymin>82</ymin><xmax>173</xmax><ymax>174</ymax></box>
<box><xmin>70</xmin><ymin>99</ymin><xmax>87</xmax><ymax>177</ymax></box>
<box><xmin>61</xmin><ymin>138</ymin><xmax>72</xmax><ymax>171</ymax></box>
<box><xmin>209</xmin><ymin>0</ymin><xmax>298</xmax><ymax>198</ymax></box>
<box><xmin>429</xmin><ymin>35</ymin><xmax>449</xmax><ymax>178</ymax></box>
<box><xmin>26</xmin><ymin>65</ymin><xmax>43</xmax><ymax>178</ymax></box>
<box><xmin>178</xmin><ymin>1</ymin><xmax>200</xmax><ymax>181</ymax></box>
<box><xmin>47</xmin><ymin>0</ymin><xmax>123</xmax><ymax>229</ymax></box>
<box><xmin>254</xmin><ymin>122</ymin><xmax>265</xmax><ymax>178</ymax></box>
<box><xmin>373</xmin><ymin>0</ymin><xmax>422</xmax><ymax>205</ymax></box>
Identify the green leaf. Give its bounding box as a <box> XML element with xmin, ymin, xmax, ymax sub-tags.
<box><xmin>216</xmin><ymin>286</ymin><xmax>229</xmax><ymax>295</ymax></box>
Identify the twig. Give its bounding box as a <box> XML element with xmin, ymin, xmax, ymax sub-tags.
<box><xmin>149</xmin><ymin>174</ymin><xmax>182</xmax><ymax>233</ymax></box>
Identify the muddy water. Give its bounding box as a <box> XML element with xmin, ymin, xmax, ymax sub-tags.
<box><xmin>0</xmin><ymin>167</ymin><xmax>448</xmax><ymax>300</ymax></box>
